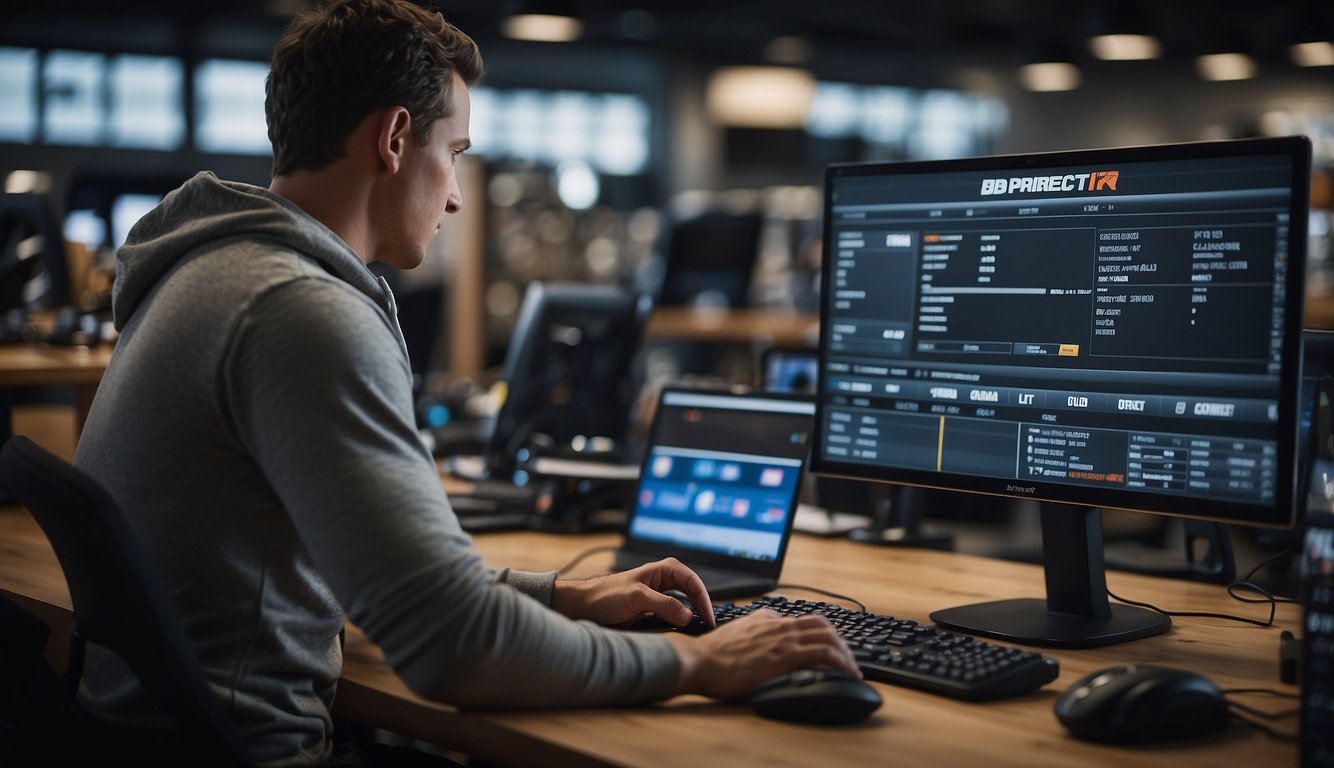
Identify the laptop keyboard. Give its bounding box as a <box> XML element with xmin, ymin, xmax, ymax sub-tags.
<box><xmin>704</xmin><ymin>595</ymin><xmax>1061</xmax><ymax>701</ymax></box>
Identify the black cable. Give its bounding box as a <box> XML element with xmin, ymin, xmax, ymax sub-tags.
<box><xmin>552</xmin><ymin>544</ymin><xmax>618</xmax><ymax>577</ymax></box>
<box><xmin>1227</xmin><ymin>549</ymin><xmax>1299</xmax><ymax>606</ymax></box>
<box><xmin>1106</xmin><ymin>588</ymin><xmax>1276</xmax><ymax>628</ymax></box>
<box><xmin>1109</xmin><ymin>545</ymin><xmax>1306</xmax><ymax>628</ymax></box>
<box><xmin>1222</xmin><ymin>687</ymin><xmax>1300</xmax><ymax>698</ymax></box>
<box><xmin>1228</xmin><ymin>709</ymin><xmax>1299</xmax><ymax>742</ymax></box>
<box><xmin>1226</xmin><ymin>699</ymin><xmax>1301</xmax><ymax>720</ymax></box>
<box><xmin>771</xmin><ymin>583</ymin><xmax>867</xmax><ymax>613</ymax></box>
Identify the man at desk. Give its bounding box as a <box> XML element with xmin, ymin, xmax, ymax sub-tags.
<box><xmin>70</xmin><ymin>1</ymin><xmax>857</xmax><ymax>765</ymax></box>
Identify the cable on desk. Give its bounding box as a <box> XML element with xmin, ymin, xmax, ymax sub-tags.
<box><xmin>1220</xmin><ymin>687</ymin><xmax>1300</xmax><ymax>699</ymax></box>
<box><xmin>770</xmin><ymin>583</ymin><xmax>866</xmax><ymax>613</ymax></box>
<box><xmin>1220</xmin><ymin>687</ymin><xmax>1300</xmax><ymax>723</ymax></box>
<box><xmin>1106</xmin><ymin>547</ymin><xmax>1302</xmax><ymax>628</ymax></box>
<box><xmin>1105</xmin><ymin>588</ymin><xmax>1277</xmax><ymax>628</ymax></box>
<box><xmin>553</xmin><ymin>544</ymin><xmax>618</xmax><ymax>577</ymax></box>
<box><xmin>1224</xmin><ymin>698</ymin><xmax>1300</xmax><ymax>720</ymax></box>
<box><xmin>1226</xmin><ymin>550</ymin><xmax>1299</xmax><ymax>609</ymax></box>
<box><xmin>1228</xmin><ymin>709</ymin><xmax>1299</xmax><ymax>742</ymax></box>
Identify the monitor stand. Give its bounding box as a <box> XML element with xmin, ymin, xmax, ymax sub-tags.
<box><xmin>930</xmin><ymin>502</ymin><xmax>1171</xmax><ymax>648</ymax></box>
<box><xmin>847</xmin><ymin>485</ymin><xmax>954</xmax><ymax>551</ymax></box>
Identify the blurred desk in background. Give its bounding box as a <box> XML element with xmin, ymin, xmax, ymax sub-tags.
<box><xmin>645</xmin><ymin>307</ymin><xmax>818</xmax><ymax>347</ymax></box>
<box><xmin>0</xmin><ymin>342</ymin><xmax>113</xmax><ymax>450</ymax></box>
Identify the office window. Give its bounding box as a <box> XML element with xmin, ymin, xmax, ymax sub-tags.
<box><xmin>806</xmin><ymin>82</ymin><xmax>860</xmax><ymax>139</ymax></box>
<box><xmin>0</xmin><ymin>47</ymin><xmax>38</xmax><ymax>143</ymax></box>
<box><xmin>112</xmin><ymin>193</ymin><xmax>163</xmax><ymax>250</ymax></box>
<box><xmin>858</xmin><ymin>86</ymin><xmax>912</xmax><ymax>146</ymax></box>
<box><xmin>806</xmin><ymin>81</ymin><xmax>1008</xmax><ymax>160</ymax></box>
<box><xmin>195</xmin><ymin>59</ymin><xmax>270</xmax><ymax>155</ymax></box>
<box><xmin>594</xmin><ymin>94</ymin><xmax>649</xmax><ymax>175</ymax></box>
<box><xmin>468</xmin><ymin>86</ymin><xmax>650</xmax><ymax>175</ymax></box>
<box><xmin>547</xmin><ymin>91</ymin><xmax>594</xmax><ymax>166</ymax></box>
<box><xmin>109</xmin><ymin>55</ymin><xmax>184</xmax><ymax>150</ymax></box>
<box><xmin>43</xmin><ymin>49</ymin><xmax>104</xmax><ymax>146</ymax></box>
<box><xmin>503</xmin><ymin>89</ymin><xmax>545</xmax><ymax>163</ymax></box>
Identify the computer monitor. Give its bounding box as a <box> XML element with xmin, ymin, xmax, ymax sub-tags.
<box><xmin>812</xmin><ymin>136</ymin><xmax>1312</xmax><ymax>648</ymax></box>
<box><xmin>657</xmin><ymin>211</ymin><xmax>763</xmax><ymax>308</ymax></box>
<box><xmin>485</xmin><ymin>281</ymin><xmax>654</xmax><ymax>477</ymax></box>
<box><xmin>1</xmin><ymin>192</ymin><xmax>69</xmax><ymax>313</ymax></box>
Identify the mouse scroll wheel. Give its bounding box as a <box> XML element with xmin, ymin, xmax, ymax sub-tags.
<box><xmin>787</xmin><ymin>670</ymin><xmax>822</xmax><ymax>686</ymax></box>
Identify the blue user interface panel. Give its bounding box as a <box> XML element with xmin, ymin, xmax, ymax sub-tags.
<box><xmin>627</xmin><ymin>390</ymin><xmax>814</xmax><ymax>561</ymax></box>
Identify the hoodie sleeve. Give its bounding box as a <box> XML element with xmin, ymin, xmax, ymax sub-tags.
<box><xmin>219</xmin><ymin>272</ymin><xmax>679</xmax><ymax>707</ymax></box>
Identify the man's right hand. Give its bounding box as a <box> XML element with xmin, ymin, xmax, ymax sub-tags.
<box><xmin>663</xmin><ymin>610</ymin><xmax>860</xmax><ymax>700</ymax></box>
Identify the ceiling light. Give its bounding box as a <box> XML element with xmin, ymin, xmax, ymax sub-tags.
<box><xmin>1018</xmin><ymin>62</ymin><xmax>1081</xmax><ymax>92</ymax></box>
<box><xmin>705</xmin><ymin>66</ymin><xmax>816</xmax><ymax>129</ymax></box>
<box><xmin>501</xmin><ymin>13</ymin><xmax>583</xmax><ymax>43</ymax></box>
<box><xmin>1195</xmin><ymin>52</ymin><xmax>1256</xmax><ymax>81</ymax></box>
<box><xmin>1088</xmin><ymin>33</ymin><xmax>1162</xmax><ymax>61</ymax></box>
<box><xmin>1291</xmin><ymin>41</ymin><xmax>1334</xmax><ymax>67</ymax></box>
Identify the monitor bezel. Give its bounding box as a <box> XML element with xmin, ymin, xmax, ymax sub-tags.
<box><xmin>812</xmin><ymin>136</ymin><xmax>1313</xmax><ymax>530</ymax></box>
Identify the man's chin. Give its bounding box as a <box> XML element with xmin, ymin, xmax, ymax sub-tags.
<box><xmin>374</xmin><ymin>249</ymin><xmax>426</xmax><ymax>270</ymax></box>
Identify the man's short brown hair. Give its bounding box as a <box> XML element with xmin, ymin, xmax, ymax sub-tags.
<box><xmin>266</xmin><ymin>0</ymin><xmax>483</xmax><ymax>176</ymax></box>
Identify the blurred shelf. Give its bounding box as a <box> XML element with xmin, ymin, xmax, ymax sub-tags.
<box><xmin>645</xmin><ymin>307</ymin><xmax>819</xmax><ymax>347</ymax></box>
<box><xmin>1308</xmin><ymin>291</ymin><xmax>1334</xmax><ymax>331</ymax></box>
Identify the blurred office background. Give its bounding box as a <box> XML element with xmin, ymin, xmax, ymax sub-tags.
<box><xmin>2</xmin><ymin>0</ymin><xmax>1333</xmax><ymax>561</ymax></box>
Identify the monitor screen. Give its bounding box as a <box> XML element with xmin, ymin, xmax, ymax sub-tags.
<box><xmin>487</xmin><ymin>281</ymin><xmax>653</xmax><ymax>475</ymax></box>
<box><xmin>626</xmin><ymin>388</ymin><xmax>815</xmax><ymax>564</ymax></box>
<box><xmin>813</xmin><ymin>136</ymin><xmax>1312</xmax><ymax>646</ymax></box>
<box><xmin>657</xmin><ymin>211</ymin><xmax>763</xmax><ymax>308</ymax></box>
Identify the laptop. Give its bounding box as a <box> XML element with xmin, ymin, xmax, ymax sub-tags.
<box><xmin>613</xmin><ymin>386</ymin><xmax>816</xmax><ymax>600</ymax></box>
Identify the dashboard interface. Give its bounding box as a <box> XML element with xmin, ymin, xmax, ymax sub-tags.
<box><xmin>814</xmin><ymin>139</ymin><xmax>1310</xmax><ymax>526</ymax></box>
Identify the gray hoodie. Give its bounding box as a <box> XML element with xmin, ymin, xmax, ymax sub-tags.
<box><xmin>74</xmin><ymin>171</ymin><xmax>677</xmax><ymax>767</ymax></box>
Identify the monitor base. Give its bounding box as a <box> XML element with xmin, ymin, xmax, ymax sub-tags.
<box><xmin>930</xmin><ymin>597</ymin><xmax>1171</xmax><ymax>649</ymax></box>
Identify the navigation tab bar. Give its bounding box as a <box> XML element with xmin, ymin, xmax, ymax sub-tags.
<box><xmin>824</xmin><ymin>372</ymin><xmax>1272</xmax><ymax>425</ymax></box>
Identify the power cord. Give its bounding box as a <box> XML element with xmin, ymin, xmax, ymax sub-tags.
<box><xmin>549</xmin><ymin>548</ymin><xmax>872</xmax><ymax>612</ymax></box>
<box><xmin>771</xmin><ymin>584</ymin><xmax>867</xmax><ymax>612</ymax></box>
<box><xmin>1106</xmin><ymin>587</ymin><xmax>1278</xmax><ymax>627</ymax></box>
<box><xmin>1107</xmin><ymin>548</ymin><xmax>1298</xmax><ymax>628</ymax></box>
<box><xmin>1222</xmin><ymin>689</ymin><xmax>1300</xmax><ymax>742</ymax></box>
<box><xmin>552</xmin><ymin>544</ymin><xmax>618</xmax><ymax>577</ymax></box>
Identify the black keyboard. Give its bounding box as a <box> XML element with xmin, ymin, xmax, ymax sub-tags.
<box><xmin>712</xmin><ymin>596</ymin><xmax>1060</xmax><ymax>701</ymax></box>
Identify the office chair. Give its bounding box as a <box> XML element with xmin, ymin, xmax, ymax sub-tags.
<box><xmin>0</xmin><ymin>436</ymin><xmax>252</xmax><ymax>768</ymax></box>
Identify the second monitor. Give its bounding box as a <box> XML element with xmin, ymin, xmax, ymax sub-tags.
<box><xmin>485</xmin><ymin>281</ymin><xmax>654</xmax><ymax>479</ymax></box>
<box><xmin>813</xmin><ymin>136</ymin><xmax>1312</xmax><ymax>647</ymax></box>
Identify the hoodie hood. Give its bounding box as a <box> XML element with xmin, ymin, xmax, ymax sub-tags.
<box><xmin>113</xmin><ymin>171</ymin><xmax>385</xmax><ymax>331</ymax></box>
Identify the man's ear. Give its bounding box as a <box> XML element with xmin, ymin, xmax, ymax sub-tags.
<box><xmin>376</xmin><ymin>106</ymin><xmax>413</xmax><ymax>173</ymax></box>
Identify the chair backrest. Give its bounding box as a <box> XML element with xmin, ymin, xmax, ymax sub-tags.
<box><xmin>0</xmin><ymin>436</ymin><xmax>252</xmax><ymax>767</ymax></box>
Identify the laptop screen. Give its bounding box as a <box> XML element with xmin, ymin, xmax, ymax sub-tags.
<box><xmin>624</xmin><ymin>388</ymin><xmax>815</xmax><ymax>566</ymax></box>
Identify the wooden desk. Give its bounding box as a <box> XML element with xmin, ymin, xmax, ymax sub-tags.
<box><xmin>1</xmin><ymin>505</ymin><xmax>1300</xmax><ymax>767</ymax></box>
<box><xmin>0</xmin><ymin>342</ymin><xmax>114</xmax><ymax>434</ymax></box>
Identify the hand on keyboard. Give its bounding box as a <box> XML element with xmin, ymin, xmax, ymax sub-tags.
<box><xmin>662</xmin><ymin>610</ymin><xmax>862</xmax><ymax>701</ymax></box>
<box><xmin>709</xmin><ymin>596</ymin><xmax>1060</xmax><ymax>701</ymax></box>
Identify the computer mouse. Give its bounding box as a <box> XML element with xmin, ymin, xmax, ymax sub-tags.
<box><xmin>1053</xmin><ymin>664</ymin><xmax>1231</xmax><ymax>744</ymax></box>
<box><xmin>746</xmin><ymin>668</ymin><xmax>882</xmax><ymax>725</ymax></box>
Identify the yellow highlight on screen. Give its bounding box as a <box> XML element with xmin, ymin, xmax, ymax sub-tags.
<box><xmin>1059</xmin><ymin>344</ymin><xmax>1080</xmax><ymax>356</ymax></box>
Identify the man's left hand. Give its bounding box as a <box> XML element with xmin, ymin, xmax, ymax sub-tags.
<box><xmin>550</xmin><ymin>557</ymin><xmax>715</xmax><ymax>629</ymax></box>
